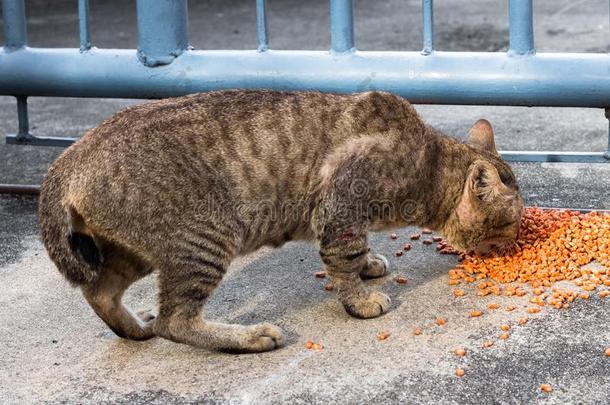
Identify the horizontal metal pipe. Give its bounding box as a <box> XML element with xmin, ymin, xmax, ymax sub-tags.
<box><xmin>330</xmin><ymin>0</ymin><xmax>355</xmax><ymax>53</ymax></box>
<box><xmin>0</xmin><ymin>184</ymin><xmax>40</xmax><ymax>196</ymax></box>
<box><xmin>1</xmin><ymin>48</ymin><xmax>610</xmax><ymax>107</ymax></box>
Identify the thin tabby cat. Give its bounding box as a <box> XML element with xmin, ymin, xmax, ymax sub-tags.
<box><xmin>39</xmin><ymin>90</ymin><xmax>523</xmax><ymax>352</ymax></box>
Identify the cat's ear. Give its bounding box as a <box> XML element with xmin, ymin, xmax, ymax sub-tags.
<box><xmin>468</xmin><ymin>119</ymin><xmax>497</xmax><ymax>155</ymax></box>
<box><xmin>467</xmin><ymin>160</ymin><xmax>505</xmax><ymax>202</ymax></box>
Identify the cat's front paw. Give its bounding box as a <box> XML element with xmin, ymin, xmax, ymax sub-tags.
<box><xmin>360</xmin><ymin>253</ymin><xmax>389</xmax><ymax>279</ymax></box>
<box><xmin>343</xmin><ymin>291</ymin><xmax>391</xmax><ymax>319</ymax></box>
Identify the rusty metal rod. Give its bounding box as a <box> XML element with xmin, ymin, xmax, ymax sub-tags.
<box><xmin>0</xmin><ymin>184</ymin><xmax>40</xmax><ymax>196</ymax></box>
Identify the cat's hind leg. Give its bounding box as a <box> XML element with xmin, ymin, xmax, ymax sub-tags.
<box><xmin>152</xmin><ymin>230</ymin><xmax>285</xmax><ymax>352</ymax></box>
<box><xmin>81</xmin><ymin>253</ymin><xmax>155</xmax><ymax>340</ymax></box>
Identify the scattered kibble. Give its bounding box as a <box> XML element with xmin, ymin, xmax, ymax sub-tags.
<box><xmin>436</xmin><ymin>318</ymin><xmax>447</xmax><ymax>326</ymax></box>
<box><xmin>599</xmin><ymin>290</ymin><xmax>610</xmax><ymax>298</ymax></box>
<box><xmin>390</xmin><ymin>233</ymin><xmax>398</xmax><ymax>240</ymax></box>
<box><xmin>396</xmin><ymin>250</ymin><xmax>403</xmax><ymax>257</ymax></box>
<box><xmin>413</xmin><ymin>327</ymin><xmax>423</xmax><ymax>336</ymax></box>
<box><xmin>395</xmin><ymin>276</ymin><xmax>408</xmax><ymax>284</ymax></box>
<box><xmin>469</xmin><ymin>311</ymin><xmax>483</xmax><ymax>318</ymax></box>
<box><xmin>314</xmin><ymin>271</ymin><xmax>326</xmax><ymax>278</ymax></box>
<box><xmin>506</xmin><ymin>305</ymin><xmax>517</xmax><ymax>312</ymax></box>
<box><xmin>422</xmin><ymin>239</ymin><xmax>434</xmax><ymax>245</ymax></box>
<box><xmin>433</xmin><ymin>236</ymin><xmax>443</xmax><ymax>242</ymax></box>
<box><xmin>403</xmin><ymin>243</ymin><xmax>412</xmax><ymax>251</ymax></box>
<box><xmin>453</xmin><ymin>289</ymin><xmax>465</xmax><ymax>297</ymax></box>
<box><xmin>483</xmin><ymin>340</ymin><xmax>494</xmax><ymax>348</ymax></box>
<box><xmin>540</xmin><ymin>384</ymin><xmax>553</xmax><ymax>393</ymax></box>
<box><xmin>410</xmin><ymin>233</ymin><xmax>421</xmax><ymax>240</ymax></box>
<box><xmin>605</xmin><ymin>348</ymin><xmax>610</xmax><ymax>357</ymax></box>
<box><xmin>324</xmin><ymin>283</ymin><xmax>334</xmax><ymax>291</ymax></box>
<box><xmin>422</xmin><ymin>228</ymin><xmax>433</xmax><ymax>234</ymax></box>
<box><xmin>488</xmin><ymin>303</ymin><xmax>500</xmax><ymax>310</ymax></box>
<box><xmin>454</xmin><ymin>347</ymin><xmax>467</xmax><ymax>357</ymax></box>
<box><xmin>500</xmin><ymin>324</ymin><xmax>510</xmax><ymax>331</ymax></box>
<box><xmin>499</xmin><ymin>332</ymin><xmax>510</xmax><ymax>340</ymax></box>
<box><xmin>455</xmin><ymin>368</ymin><xmax>465</xmax><ymax>377</ymax></box>
<box><xmin>305</xmin><ymin>340</ymin><xmax>323</xmax><ymax>350</ymax></box>
<box><xmin>519</xmin><ymin>317</ymin><xmax>529</xmax><ymax>326</ymax></box>
<box><xmin>377</xmin><ymin>331</ymin><xmax>390</xmax><ymax>341</ymax></box>
<box><xmin>527</xmin><ymin>307</ymin><xmax>541</xmax><ymax>314</ymax></box>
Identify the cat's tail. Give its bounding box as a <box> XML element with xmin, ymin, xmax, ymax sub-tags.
<box><xmin>39</xmin><ymin>166</ymin><xmax>103</xmax><ymax>286</ymax></box>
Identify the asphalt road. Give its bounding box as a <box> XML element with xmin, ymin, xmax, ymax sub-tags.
<box><xmin>1</xmin><ymin>0</ymin><xmax>609</xmax><ymax>404</ymax></box>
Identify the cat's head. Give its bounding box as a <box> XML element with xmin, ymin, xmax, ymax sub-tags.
<box><xmin>443</xmin><ymin>119</ymin><xmax>523</xmax><ymax>254</ymax></box>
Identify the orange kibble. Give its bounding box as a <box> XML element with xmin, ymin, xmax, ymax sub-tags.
<box><xmin>455</xmin><ymin>368</ymin><xmax>465</xmax><ymax>377</ymax></box>
<box><xmin>488</xmin><ymin>303</ymin><xmax>500</xmax><ymax>310</ymax></box>
<box><xmin>506</xmin><ymin>305</ymin><xmax>517</xmax><ymax>312</ymax></box>
<box><xmin>499</xmin><ymin>332</ymin><xmax>510</xmax><ymax>340</ymax></box>
<box><xmin>311</xmin><ymin>343</ymin><xmax>323</xmax><ymax>350</ymax></box>
<box><xmin>396</xmin><ymin>276</ymin><xmax>408</xmax><ymax>284</ymax></box>
<box><xmin>453</xmin><ymin>289</ymin><xmax>465</xmax><ymax>297</ymax></box>
<box><xmin>519</xmin><ymin>317</ymin><xmax>529</xmax><ymax>325</ymax></box>
<box><xmin>470</xmin><ymin>310</ymin><xmax>483</xmax><ymax>318</ymax></box>
<box><xmin>605</xmin><ymin>348</ymin><xmax>610</xmax><ymax>357</ymax></box>
<box><xmin>413</xmin><ymin>327</ymin><xmax>423</xmax><ymax>336</ymax></box>
<box><xmin>483</xmin><ymin>340</ymin><xmax>494</xmax><ymax>348</ymax></box>
<box><xmin>305</xmin><ymin>340</ymin><xmax>314</xmax><ymax>349</ymax></box>
<box><xmin>500</xmin><ymin>324</ymin><xmax>510</xmax><ymax>331</ymax></box>
<box><xmin>540</xmin><ymin>384</ymin><xmax>553</xmax><ymax>393</ymax></box>
<box><xmin>377</xmin><ymin>331</ymin><xmax>390</xmax><ymax>341</ymax></box>
<box><xmin>448</xmin><ymin>279</ymin><xmax>460</xmax><ymax>286</ymax></box>
<box><xmin>436</xmin><ymin>318</ymin><xmax>447</xmax><ymax>326</ymax></box>
<box><xmin>444</xmin><ymin>208</ymin><xmax>610</xmax><ymax>314</ymax></box>
<box><xmin>527</xmin><ymin>307</ymin><xmax>541</xmax><ymax>314</ymax></box>
<box><xmin>454</xmin><ymin>347</ymin><xmax>467</xmax><ymax>356</ymax></box>
<box><xmin>599</xmin><ymin>290</ymin><xmax>610</xmax><ymax>298</ymax></box>
<box><xmin>579</xmin><ymin>292</ymin><xmax>590</xmax><ymax>300</ymax></box>
<box><xmin>314</xmin><ymin>271</ymin><xmax>327</xmax><ymax>278</ymax></box>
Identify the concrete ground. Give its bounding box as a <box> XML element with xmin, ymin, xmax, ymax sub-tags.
<box><xmin>1</xmin><ymin>0</ymin><xmax>609</xmax><ymax>404</ymax></box>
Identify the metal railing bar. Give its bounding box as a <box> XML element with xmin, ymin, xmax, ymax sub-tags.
<box><xmin>329</xmin><ymin>0</ymin><xmax>354</xmax><ymax>53</ymax></box>
<box><xmin>256</xmin><ymin>0</ymin><xmax>269</xmax><ymax>51</ymax></box>
<box><xmin>422</xmin><ymin>0</ymin><xmax>434</xmax><ymax>55</ymax></box>
<box><xmin>6</xmin><ymin>135</ymin><xmax>76</xmax><ymax>147</ymax></box>
<box><xmin>2</xmin><ymin>0</ymin><xmax>27</xmax><ymax>49</ymax></box>
<box><xmin>0</xmin><ymin>184</ymin><xmax>40</xmax><ymax>196</ymax></box>
<box><xmin>508</xmin><ymin>0</ymin><xmax>535</xmax><ymax>55</ymax></box>
<box><xmin>500</xmin><ymin>151</ymin><xmax>610</xmax><ymax>163</ymax></box>
<box><xmin>78</xmin><ymin>0</ymin><xmax>91</xmax><ymax>52</ymax></box>
<box><xmin>136</xmin><ymin>0</ymin><xmax>189</xmax><ymax>67</ymax></box>
<box><xmin>3</xmin><ymin>49</ymin><xmax>610</xmax><ymax>108</ymax></box>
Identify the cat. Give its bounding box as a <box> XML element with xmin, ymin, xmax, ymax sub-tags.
<box><xmin>39</xmin><ymin>90</ymin><xmax>523</xmax><ymax>352</ymax></box>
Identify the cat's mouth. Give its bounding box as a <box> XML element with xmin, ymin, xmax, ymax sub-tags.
<box><xmin>474</xmin><ymin>238</ymin><xmax>519</xmax><ymax>256</ymax></box>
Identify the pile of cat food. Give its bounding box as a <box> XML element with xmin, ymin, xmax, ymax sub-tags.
<box><xmin>448</xmin><ymin>207</ymin><xmax>610</xmax><ymax>306</ymax></box>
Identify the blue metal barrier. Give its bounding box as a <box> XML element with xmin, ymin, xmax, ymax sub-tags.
<box><xmin>1</xmin><ymin>0</ymin><xmax>610</xmax><ymax>162</ymax></box>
